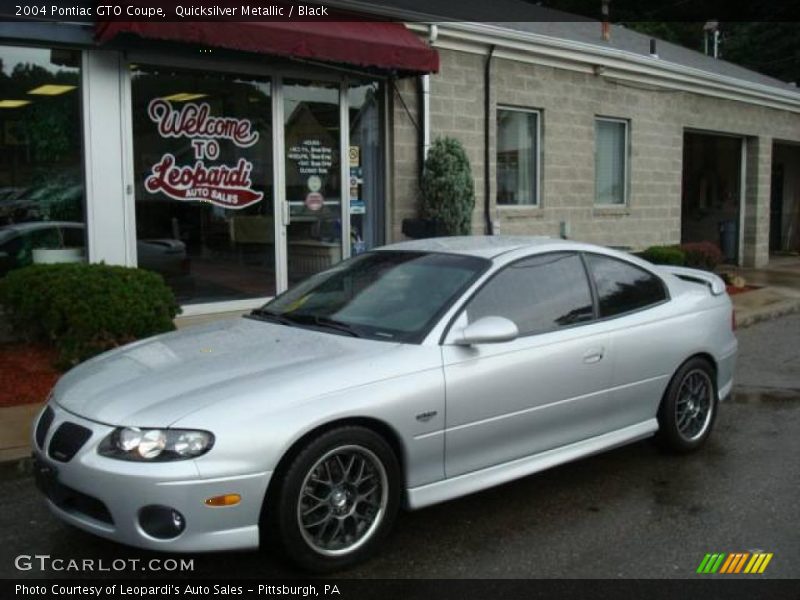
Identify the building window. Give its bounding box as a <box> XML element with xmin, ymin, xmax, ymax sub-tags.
<box><xmin>595</xmin><ymin>117</ymin><xmax>629</xmax><ymax>205</ymax></box>
<box><xmin>497</xmin><ymin>107</ymin><xmax>540</xmax><ymax>206</ymax></box>
<box><xmin>131</xmin><ymin>65</ymin><xmax>274</xmax><ymax>304</ymax></box>
<box><xmin>0</xmin><ymin>45</ymin><xmax>84</xmax><ymax>277</ymax></box>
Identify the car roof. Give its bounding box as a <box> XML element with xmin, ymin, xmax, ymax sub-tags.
<box><xmin>377</xmin><ymin>235</ymin><xmax>578</xmax><ymax>259</ymax></box>
<box><xmin>0</xmin><ymin>221</ymin><xmax>82</xmax><ymax>235</ymax></box>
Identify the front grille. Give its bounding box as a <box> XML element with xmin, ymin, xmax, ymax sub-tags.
<box><xmin>48</xmin><ymin>422</ymin><xmax>92</xmax><ymax>463</ymax></box>
<box><xmin>35</xmin><ymin>406</ymin><xmax>54</xmax><ymax>449</ymax></box>
<box><xmin>34</xmin><ymin>466</ymin><xmax>114</xmax><ymax>525</ymax></box>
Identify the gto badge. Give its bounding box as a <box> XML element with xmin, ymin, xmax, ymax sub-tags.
<box><xmin>415</xmin><ymin>411</ymin><xmax>438</xmax><ymax>423</ymax></box>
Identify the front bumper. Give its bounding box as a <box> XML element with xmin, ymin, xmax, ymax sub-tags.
<box><xmin>32</xmin><ymin>402</ymin><xmax>271</xmax><ymax>552</ymax></box>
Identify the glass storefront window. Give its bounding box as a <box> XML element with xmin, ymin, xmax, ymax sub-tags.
<box><xmin>131</xmin><ymin>66</ymin><xmax>274</xmax><ymax>303</ymax></box>
<box><xmin>348</xmin><ymin>82</ymin><xmax>384</xmax><ymax>253</ymax></box>
<box><xmin>0</xmin><ymin>45</ymin><xmax>84</xmax><ymax>276</ymax></box>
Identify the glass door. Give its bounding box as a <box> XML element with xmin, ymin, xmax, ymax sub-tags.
<box><xmin>282</xmin><ymin>79</ymin><xmax>344</xmax><ymax>286</ymax></box>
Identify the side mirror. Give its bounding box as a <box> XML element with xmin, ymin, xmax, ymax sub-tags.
<box><xmin>453</xmin><ymin>316</ymin><xmax>519</xmax><ymax>346</ymax></box>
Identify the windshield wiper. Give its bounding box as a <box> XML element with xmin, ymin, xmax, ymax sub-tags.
<box><xmin>249</xmin><ymin>308</ymin><xmax>296</xmax><ymax>327</ymax></box>
<box><xmin>284</xmin><ymin>314</ymin><xmax>362</xmax><ymax>338</ymax></box>
<box><xmin>251</xmin><ymin>309</ymin><xmax>362</xmax><ymax>338</ymax></box>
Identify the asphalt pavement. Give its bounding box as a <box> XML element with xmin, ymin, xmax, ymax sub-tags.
<box><xmin>1</xmin><ymin>315</ymin><xmax>798</xmax><ymax>579</ymax></box>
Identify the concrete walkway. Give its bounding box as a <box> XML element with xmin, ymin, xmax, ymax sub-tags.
<box><xmin>720</xmin><ymin>254</ymin><xmax>800</xmax><ymax>327</ymax></box>
<box><xmin>0</xmin><ymin>403</ymin><xmax>40</xmax><ymax>463</ymax></box>
<box><xmin>3</xmin><ymin>256</ymin><xmax>800</xmax><ymax>465</ymax></box>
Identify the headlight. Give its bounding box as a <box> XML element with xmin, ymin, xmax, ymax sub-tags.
<box><xmin>98</xmin><ymin>427</ymin><xmax>214</xmax><ymax>461</ymax></box>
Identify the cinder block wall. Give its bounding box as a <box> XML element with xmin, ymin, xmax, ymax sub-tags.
<box><xmin>391</xmin><ymin>46</ymin><xmax>800</xmax><ymax>267</ymax></box>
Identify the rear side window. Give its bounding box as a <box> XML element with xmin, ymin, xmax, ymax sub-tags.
<box><xmin>465</xmin><ymin>252</ymin><xmax>594</xmax><ymax>335</ymax></box>
<box><xmin>585</xmin><ymin>254</ymin><xmax>667</xmax><ymax>318</ymax></box>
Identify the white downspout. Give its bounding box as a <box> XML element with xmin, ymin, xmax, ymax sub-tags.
<box><xmin>421</xmin><ymin>73</ymin><xmax>431</xmax><ymax>159</ymax></box>
<box><xmin>421</xmin><ymin>24</ymin><xmax>438</xmax><ymax>160</ymax></box>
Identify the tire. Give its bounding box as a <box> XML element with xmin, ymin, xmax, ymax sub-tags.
<box><xmin>656</xmin><ymin>357</ymin><xmax>718</xmax><ymax>453</ymax></box>
<box><xmin>269</xmin><ymin>426</ymin><xmax>401</xmax><ymax>572</ymax></box>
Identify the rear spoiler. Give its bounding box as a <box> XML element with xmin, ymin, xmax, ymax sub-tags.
<box><xmin>660</xmin><ymin>266</ymin><xmax>726</xmax><ymax>296</ymax></box>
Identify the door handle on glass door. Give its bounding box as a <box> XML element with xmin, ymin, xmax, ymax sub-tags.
<box><xmin>583</xmin><ymin>347</ymin><xmax>604</xmax><ymax>364</ymax></box>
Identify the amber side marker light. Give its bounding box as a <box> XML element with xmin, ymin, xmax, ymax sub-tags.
<box><xmin>205</xmin><ymin>494</ymin><xmax>241</xmax><ymax>507</ymax></box>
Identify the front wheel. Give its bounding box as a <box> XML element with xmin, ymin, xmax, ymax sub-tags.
<box><xmin>271</xmin><ymin>426</ymin><xmax>401</xmax><ymax>572</ymax></box>
<box><xmin>656</xmin><ymin>357</ymin><xmax>718</xmax><ymax>453</ymax></box>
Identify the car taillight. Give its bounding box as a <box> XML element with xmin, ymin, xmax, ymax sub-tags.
<box><xmin>731</xmin><ymin>308</ymin><xmax>737</xmax><ymax>332</ymax></box>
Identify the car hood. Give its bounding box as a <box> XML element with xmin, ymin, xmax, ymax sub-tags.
<box><xmin>53</xmin><ymin>317</ymin><xmax>407</xmax><ymax>426</ymax></box>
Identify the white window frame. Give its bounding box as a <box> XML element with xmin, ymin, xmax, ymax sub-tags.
<box><xmin>496</xmin><ymin>105</ymin><xmax>542</xmax><ymax>208</ymax></box>
<box><xmin>594</xmin><ymin>116</ymin><xmax>630</xmax><ymax>206</ymax></box>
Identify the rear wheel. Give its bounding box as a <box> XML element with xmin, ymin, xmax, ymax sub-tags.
<box><xmin>656</xmin><ymin>357</ymin><xmax>718</xmax><ymax>452</ymax></box>
<box><xmin>270</xmin><ymin>426</ymin><xmax>401</xmax><ymax>572</ymax></box>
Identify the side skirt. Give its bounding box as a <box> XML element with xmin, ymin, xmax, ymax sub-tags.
<box><xmin>406</xmin><ymin>419</ymin><xmax>658</xmax><ymax>509</ymax></box>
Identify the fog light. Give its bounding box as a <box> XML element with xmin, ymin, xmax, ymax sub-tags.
<box><xmin>205</xmin><ymin>494</ymin><xmax>241</xmax><ymax>507</ymax></box>
<box><xmin>139</xmin><ymin>505</ymin><xmax>185</xmax><ymax>539</ymax></box>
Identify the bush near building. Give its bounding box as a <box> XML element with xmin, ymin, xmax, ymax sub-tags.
<box><xmin>0</xmin><ymin>263</ymin><xmax>180</xmax><ymax>367</ymax></box>
<box><xmin>639</xmin><ymin>242</ymin><xmax>723</xmax><ymax>272</ymax></box>
<box><xmin>680</xmin><ymin>241</ymin><xmax>724</xmax><ymax>271</ymax></box>
<box><xmin>419</xmin><ymin>137</ymin><xmax>476</xmax><ymax>236</ymax></box>
<box><xmin>639</xmin><ymin>245</ymin><xmax>686</xmax><ymax>266</ymax></box>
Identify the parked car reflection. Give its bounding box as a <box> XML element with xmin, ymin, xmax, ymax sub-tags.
<box><xmin>0</xmin><ymin>221</ymin><xmax>190</xmax><ymax>278</ymax></box>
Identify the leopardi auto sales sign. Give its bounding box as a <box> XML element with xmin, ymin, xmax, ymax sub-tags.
<box><xmin>144</xmin><ymin>98</ymin><xmax>264</xmax><ymax>209</ymax></box>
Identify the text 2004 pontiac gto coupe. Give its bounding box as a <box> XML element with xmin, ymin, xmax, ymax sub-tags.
<box><xmin>32</xmin><ymin>236</ymin><xmax>736</xmax><ymax>571</ymax></box>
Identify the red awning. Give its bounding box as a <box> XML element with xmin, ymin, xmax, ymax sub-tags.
<box><xmin>96</xmin><ymin>21</ymin><xmax>439</xmax><ymax>74</ymax></box>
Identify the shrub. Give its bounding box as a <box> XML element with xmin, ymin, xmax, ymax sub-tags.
<box><xmin>0</xmin><ymin>263</ymin><xmax>180</xmax><ymax>367</ymax></box>
<box><xmin>680</xmin><ymin>241</ymin><xmax>724</xmax><ymax>271</ymax></box>
<box><xmin>640</xmin><ymin>245</ymin><xmax>686</xmax><ymax>266</ymax></box>
<box><xmin>420</xmin><ymin>137</ymin><xmax>476</xmax><ymax>236</ymax></box>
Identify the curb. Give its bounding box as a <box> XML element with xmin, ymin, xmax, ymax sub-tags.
<box><xmin>0</xmin><ymin>455</ymin><xmax>33</xmax><ymax>480</ymax></box>
<box><xmin>736</xmin><ymin>298</ymin><xmax>800</xmax><ymax>329</ymax></box>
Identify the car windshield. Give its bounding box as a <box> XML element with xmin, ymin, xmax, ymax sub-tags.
<box><xmin>254</xmin><ymin>251</ymin><xmax>489</xmax><ymax>343</ymax></box>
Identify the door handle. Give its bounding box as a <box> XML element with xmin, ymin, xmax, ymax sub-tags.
<box><xmin>282</xmin><ymin>202</ymin><xmax>291</xmax><ymax>226</ymax></box>
<box><xmin>583</xmin><ymin>347</ymin><xmax>605</xmax><ymax>364</ymax></box>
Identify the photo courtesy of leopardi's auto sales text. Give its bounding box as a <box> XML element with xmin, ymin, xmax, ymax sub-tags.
<box><xmin>1</xmin><ymin>0</ymin><xmax>799</xmax><ymax>598</ymax></box>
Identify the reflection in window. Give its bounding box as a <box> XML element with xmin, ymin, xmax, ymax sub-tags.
<box><xmin>466</xmin><ymin>252</ymin><xmax>594</xmax><ymax>335</ymax></box>
<box><xmin>131</xmin><ymin>65</ymin><xmax>274</xmax><ymax>304</ymax></box>
<box><xmin>497</xmin><ymin>108</ymin><xmax>539</xmax><ymax>206</ymax></box>
<box><xmin>348</xmin><ymin>82</ymin><xmax>384</xmax><ymax>254</ymax></box>
<box><xmin>0</xmin><ymin>46</ymin><xmax>84</xmax><ymax>276</ymax></box>
<box><xmin>585</xmin><ymin>254</ymin><xmax>667</xmax><ymax>317</ymax></box>
<box><xmin>264</xmin><ymin>251</ymin><xmax>487</xmax><ymax>342</ymax></box>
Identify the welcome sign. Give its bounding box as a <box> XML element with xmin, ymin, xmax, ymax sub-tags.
<box><xmin>144</xmin><ymin>99</ymin><xmax>264</xmax><ymax>210</ymax></box>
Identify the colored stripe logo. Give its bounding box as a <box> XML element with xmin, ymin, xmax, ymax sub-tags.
<box><xmin>697</xmin><ymin>552</ymin><xmax>773</xmax><ymax>574</ymax></box>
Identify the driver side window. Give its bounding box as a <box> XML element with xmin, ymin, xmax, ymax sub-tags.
<box><xmin>465</xmin><ymin>252</ymin><xmax>594</xmax><ymax>336</ymax></box>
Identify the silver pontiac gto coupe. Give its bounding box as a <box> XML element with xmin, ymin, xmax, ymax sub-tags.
<box><xmin>32</xmin><ymin>236</ymin><xmax>737</xmax><ymax>571</ymax></box>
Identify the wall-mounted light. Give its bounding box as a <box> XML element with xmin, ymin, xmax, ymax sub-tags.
<box><xmin>27</xmin><ymin>84</ymin><xmax>76</xmax><ymax>96</ymax></box>
<box><xmin>593</xmin><ymin>65</ymin><xmax>606</xmax><ymax>76</ymax></box>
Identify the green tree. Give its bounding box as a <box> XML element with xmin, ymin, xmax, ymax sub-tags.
<box><xmin>721</xmin><ymin>22</ymin><xmax>800</xmax><ymax>84</ymax></box>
